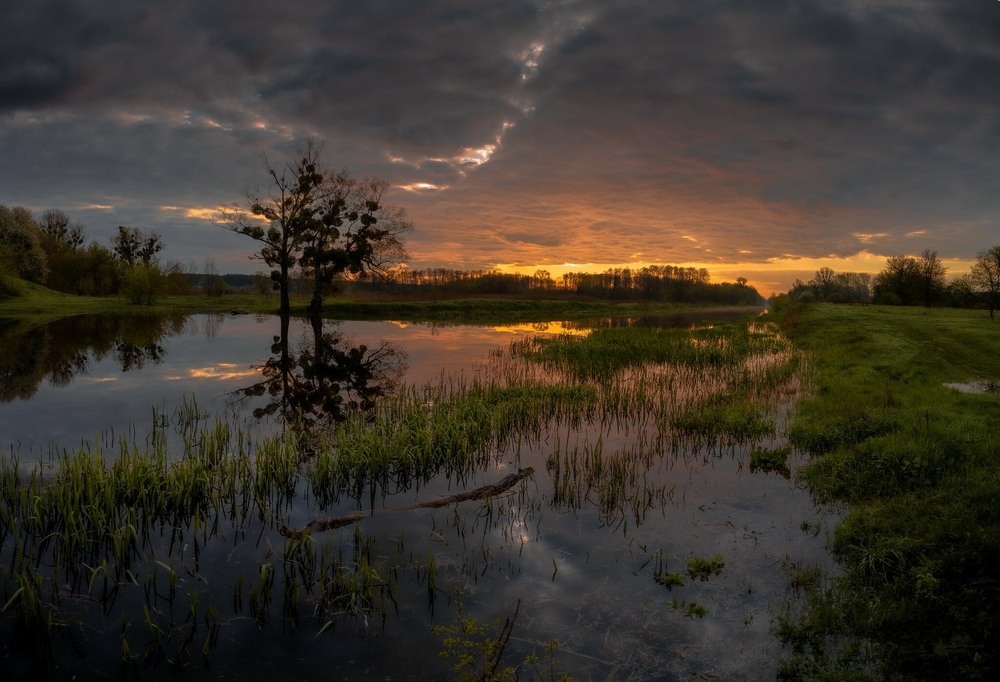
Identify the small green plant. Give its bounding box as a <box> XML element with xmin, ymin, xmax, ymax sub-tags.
<box><xmin>652</xmin><ymin>550</ymin><xmax>685</xmax><ymax>589</ymax></box>
<box><xmin>749</xmin><ymin>445</ymin><xmax>792</xmax><ymax>477</ymax></box>
<box><xmin>686</xmin><ymin>555</ymin><xmax>725</xmax><ymax>581</ymax></box>
<box><xmin>434</xmin><ymin>597</ymin><xmax>520</xmax><ymax>682</ymax></box>
<box><xmin>670</xmin><ymin>598</ymin><xmax>707</xmax><ymax>619</ymax></box>
<box><xmin>523</xmin><ymin>640</ymin><xmax>572</xmax><ymax>682</ymax></box>
<box><xmin>434</xmin><ymin>596</ymin><xmax>569</xmax><ymax>682</ymax></box>
<box><xmin>786</xmin><ymin>562</ymin><xmax>824</xmax><ymax>592</ymax></box>
<box><xmin>654</xmin><ymin>570</ymin><xmax>685</xmax><ymax>589</ymax></box>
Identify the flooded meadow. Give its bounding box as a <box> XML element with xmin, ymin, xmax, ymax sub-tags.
<box><xmin>0</xmin><ymin>311</ymin><xmax>838</xmax><ymax>680</ymax></box>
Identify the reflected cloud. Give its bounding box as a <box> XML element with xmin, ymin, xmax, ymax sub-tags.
<box><xmin>171</xmin><ymin>364</ymin><xmax>260</xmax><ymax>381</ymax></box>
<box><xmin>490</xmin><ymin>321</ymin><xmax>592</xmax><ymax>337</ymax></box>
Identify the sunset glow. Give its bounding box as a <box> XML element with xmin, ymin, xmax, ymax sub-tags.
<box><xmin>0</xmin><ymin>1</ymin><xmax>996</xmax><ymax>295</ymax></box>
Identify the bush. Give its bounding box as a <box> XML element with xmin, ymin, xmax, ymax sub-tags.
<box><xmin>123</xmin><ymin>263</ymin><xmax>164</xmax><ymax>305</ymax></box>
<box><xmin>0</xmin><ymin>272</ymin><xmax>26</xmax><ymax>298</ymax></box>
<box><xmin>0</xmin><ymin>205</ymin><xmax>48</xmax><ymax>283</ymax></box>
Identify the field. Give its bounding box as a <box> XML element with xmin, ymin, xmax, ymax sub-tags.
<box><xmin>778</xmin><ymin>303</ymin><xmax>1000</xmax><ymax>680</ymax></box>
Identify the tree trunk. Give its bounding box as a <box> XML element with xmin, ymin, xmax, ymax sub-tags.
<box><xmin>308</xmin><ymin>281</ymin><xmax>323</xmax><ymax>315</ymax></box>
<box><xmin>279</xmin><ymin>260</ymin><xmax>290</xmax><ymax>317</ymax></box>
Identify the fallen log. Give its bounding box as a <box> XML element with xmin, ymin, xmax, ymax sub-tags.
<box><xmin>281</xmin><ymin>467</ymin><xmax>535</xmax><ymax>537</ymax></box>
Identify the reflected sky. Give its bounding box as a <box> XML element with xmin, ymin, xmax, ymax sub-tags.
<box><xmin>0</xmin><ymin>314</ymin><xmax>589</xmax><ymax>456</ymax></box>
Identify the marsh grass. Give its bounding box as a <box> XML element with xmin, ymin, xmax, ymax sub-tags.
<box><xmin>1</xmin><ymin>313</ymin><xmax>802</xmax><ymax>676</ymax></box>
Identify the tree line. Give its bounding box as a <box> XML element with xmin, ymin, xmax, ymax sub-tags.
<box><xmin>354</xmin><ymin>264</ymin><xmax>763</xmax><ymax>305</ymax></box>
<box><xmin>0</xmin><ymin>204</ymin><xmax>191</xmax><ymax>303</ymax></box>
<box><xmin>778</xmin><ymin>246</ymin><xmax>1000</xmax><ymax>317</ymax></box>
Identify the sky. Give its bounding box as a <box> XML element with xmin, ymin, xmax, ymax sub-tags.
<box><xmin>1</xmin><ymin>0</ymin><xmax>998</xmax><ymax>296</ymax></box>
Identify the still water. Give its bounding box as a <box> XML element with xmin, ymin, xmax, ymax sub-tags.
<box><xmin>2</xmin><ymin>313</ymin><xmax>567</xmax><ymax>456</ymax></box>
<box><xmin>0</xmin><ymin>312</ymin><xmax>837</xmax><ymax>681</ymax></box>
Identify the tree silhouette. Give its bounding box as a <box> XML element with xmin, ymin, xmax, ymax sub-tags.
<box><xmin>971</xmin><ymin>245</ymin><xmax>1000</xmax><ymax>319</ymax></box>
<box><xmin>221</xmin><ymin>141</ymin><xmax>410</xmax><ymax>316</ymax></box>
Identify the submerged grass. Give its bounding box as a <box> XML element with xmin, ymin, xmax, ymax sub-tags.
<box><xmin>1</xmin><ymin>313</ymin><xmax>802</xmax><ymax>676</ymax></box>
<box><xmin>777</xmin><ymin>304</ymin><xmax>1000</xmax><ymax>681</ymax></box>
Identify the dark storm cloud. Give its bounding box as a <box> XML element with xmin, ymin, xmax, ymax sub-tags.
<box><xmin>479</xmin><ymin>0</ymin><xmax>1000</xmax><ymax>259</ymax></box>
<box><xmin>0</xmin><ymin>0</ymin><xmax>998</xmax><ymax>281</ymax></box>
<box><xmin>250</xmin><ymin>4</ymin><xmax>539</xmax><ymax>151</ymax></box>
<box><xmin>1</xmin><ymin>1</ymin><xmax>547</xmax><ymax>150</ymax></box>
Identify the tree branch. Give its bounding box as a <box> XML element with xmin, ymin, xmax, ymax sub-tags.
<box><xmin>281</xmin><ymin>468</ymin><xmax>535</xmax><ymax>537</ymax></box>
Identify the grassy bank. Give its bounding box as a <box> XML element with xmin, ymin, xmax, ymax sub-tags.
<box><xmin>0</xmin><ymin>279</ymin><xmax>760</xmax><ymax>325</ymax></box>
<box><xmin>777</xmin><ymin>304</ymin><xmax>1000</xmax><ymax>680</ymax></box>
<box><xmin>0</xmin><ymin>280</ymin><xmax>281</xmax><ymax>320</ymax></box>
<box><xmin>318</xmin><ymin>298</ymin><xmax>760</xmax><ymax>324</ymax></box>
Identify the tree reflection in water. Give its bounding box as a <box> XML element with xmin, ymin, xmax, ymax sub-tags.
<box><xmin>0</xmin><ymin>314</ymin><xmax>186</xmax><ymax>402</ymax></box>
<box><xmin>233</xmin><ymin>314</ymin><xmax>406</xmax><ymax>430</ymax></box>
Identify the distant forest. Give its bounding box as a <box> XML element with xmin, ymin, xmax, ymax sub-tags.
<box><xmin>202</xmin><ymin>266</ymin><xmax>765</xmax><ymax>306</ymax></box>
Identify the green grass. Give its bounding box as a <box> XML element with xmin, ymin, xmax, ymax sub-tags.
<box><xmin>776</xmin><ymin>303</ymin><xmax>1000</xmax><ymax>681</ymax></box>
<box><xmin>0</xmin><ymin>276</ymin><xmax>760</xmax><ymax>325</ymax></box>
<box><xmin>0</xmin><ymin>279</ymin><xmax>283</xmax><ymax>321</ymax></box>
<box><xmin>318</xmin><ymin>299</ymin><xmax>757</xmax><ymax>325</ymax></box>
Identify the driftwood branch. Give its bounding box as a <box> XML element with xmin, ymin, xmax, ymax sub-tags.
<box><xmin>281</xmin><ymin>467</ymin><xmax>535</xmax><ymax>537</ymax></box>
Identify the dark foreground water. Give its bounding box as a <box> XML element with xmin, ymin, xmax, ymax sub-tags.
<box><xmin>0</xmin><ymin>312</ymin><xmax>838</xmax><ymax>681</ymax></box>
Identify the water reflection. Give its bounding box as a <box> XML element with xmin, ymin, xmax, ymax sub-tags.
<box><xmin>232</xmin><ymin>314</ymin><xmax>406</xmax><ymax>429</ymax></box>
<box><xmin>0</xmin><ymin>312</ymin><xmax>407</xmax><ymax>437</ymax></box>
<box><xmin>0</xmin><ymin>314</ymin><xmax>187</xmax><ymax>402</ymax></box>
<box><xmin>0</xmin><ymin>309</ymin><xmax>839</xmax><ymax>681</ymax></box>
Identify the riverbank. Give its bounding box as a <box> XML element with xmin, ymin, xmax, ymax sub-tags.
<box><xmin>0</xmin><ymin>280</ymin><xmax>762</xmax><ymax>325</ymax></box>
<box><xmin>776</xmin><ymin>303</ymin><xmax>1000</xmax><ymax>680</ymax></box>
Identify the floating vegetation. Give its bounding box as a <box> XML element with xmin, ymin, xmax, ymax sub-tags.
<box><xmin>670</xmin><ymin>598</ymin><xmax>708</xmax><ymax>619</ymax></box>
<box><xmin>686</xmin><ymin>555</ymin><xmax>726</xmax><ymax>581</ymax></box>
<box><xmin>652</xmin><ymin>551</ymin><xmax>686</xmax><ymax>590</ymax></box>
<box><xmin>749</xmin><ymin>444</ymin><xmax>792</xmax><ymax>478</ymax></box>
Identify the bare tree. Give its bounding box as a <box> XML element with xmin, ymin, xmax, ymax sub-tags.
<box><xmin>203</xmin><ymin>257</ymin><xmax>225</xmax><ymax>298</ymax></box>
<box><xmin>917</xmin><ymin>249</ymin><xmax>947</xmax><ymax>307</ymax></box>
<box><xmin>39</xmin><ymin>209</ymin><xmax>86</xmax><ymax>251</ymax></box>
<box><xmin>111</xmin><ymin>226</ymin><xmax>162</xmax><ymax>267</ymax></box>
<box><xmin>220</xmin><ymin>142</ymin><xmax>326</xmax><ymax>316</ymax></box>
<box><xmin>810</xmin><ymin>267</ymin><xmax>836</xmax><ymax>300</ymax></box>
<box><xmin>299</xmin><ymin>175</ymin><xmax>411</xmax><ymax>313</ymax></box>
<box><xmin>874</xmin><ymin>256</ymin><xmax>921</xmax><ymax>305</ymax></box>
<box><xmin>970</xmin><ymin>245</ymin><xmax>1000</xmax><ymax>319</ymax></box>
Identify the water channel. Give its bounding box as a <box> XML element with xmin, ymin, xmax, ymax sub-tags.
<box><xmin>0</xmin><ymin>312</ymin><xmax>838</xmax><ymax>680</ymax></box>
